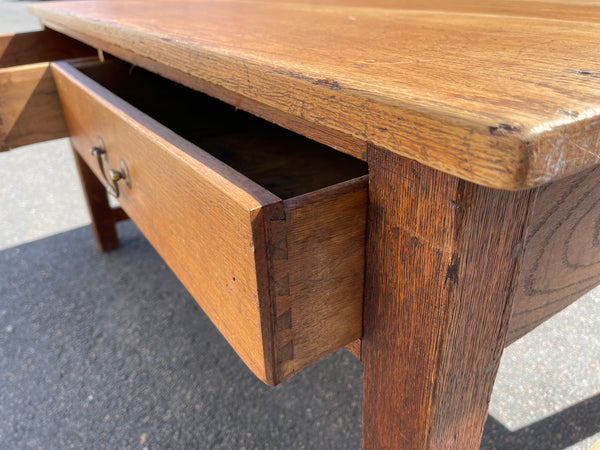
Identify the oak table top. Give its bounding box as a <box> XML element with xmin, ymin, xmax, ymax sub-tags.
<box><xmin>13</xmin><ymin>2</ymin><xmax>600</xmax><ymax>448</ymax></box>
<box><xmin>29</xmin><ymin>0</ymin><xmax>600</xmax><ymax>190</ymax></box>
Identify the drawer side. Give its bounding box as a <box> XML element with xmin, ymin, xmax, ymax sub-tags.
<box><xmin>0</xmin><ymin>62</ymin><xmax>68</xmax><ymax>151</ymax></box>
<box><xmin>52</xmin><ymin>61</ymin><xmax>281</xmax><ymax>383</ymax></box>
<box><xmin>0</xmin><ymin>29</ymin><xmax>95</xmax><ymax>69</ymax></box>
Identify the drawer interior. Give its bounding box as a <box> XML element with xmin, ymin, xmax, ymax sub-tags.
<box><xmin>0</xmin><ymin>31</ymin><xmax>95</xmax><ymax>151</ymax></box>
<box><xmin>77</xmin><ymin>59</ymin><xmax>368</xmax><ymax>199</ymax></box>
<box><xmin>0</xmin><ymin>30</ymin><xmax>95</xmax><ymax>69</ymax></box>
<box><xmin>55</xmin><ymin>58</ymin><xmax>367</xmax><ymax>384</ymax></box>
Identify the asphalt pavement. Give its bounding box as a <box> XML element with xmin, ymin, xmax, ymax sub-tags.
<box><xmin>0</xmin><ymin>1</ymin><xmax>598</xmax><ymax>448</ymax></box>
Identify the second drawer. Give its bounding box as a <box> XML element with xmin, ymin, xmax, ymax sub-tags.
<box><xmin>52</xmin><ymin>59</ymin><xmax>368</xmax><ymax>385</ymax></box>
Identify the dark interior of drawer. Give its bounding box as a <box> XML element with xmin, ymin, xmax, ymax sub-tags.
<box><xmin>77</xmin><ymin>59</ymin><xmax>367</xmax><ymax>199</ymax></box>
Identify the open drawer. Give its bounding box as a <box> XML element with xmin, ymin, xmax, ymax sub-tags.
<box><xmin>0</xmin><ymin>30</ymin><xmax>95</xmax><ymax>150</ymax></box>
<box><xmin>51</xmin><ymin>59</ymin><xmax>368</xmax><ymax>385</ymax></box>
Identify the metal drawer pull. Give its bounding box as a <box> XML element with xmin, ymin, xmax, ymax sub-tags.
<box><xmin>90</xmin><ymin>137</ymin><xmax>131</xmax><ymax>198</ymax></box>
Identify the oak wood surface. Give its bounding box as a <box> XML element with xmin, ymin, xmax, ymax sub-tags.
<box><xmin>53</xmin><ymin>60</ymin><xmax>280</xmax><ymax>384</ymax></box>
<box><xmin>72</xmin><ymin>147</ymin><xmax>120</xmax><ymax>252</ymax></box>
<box><xmin>111</xmin><ymin>207</ymin><xmax>128</xmax><ymax>223</ymax></box>
<box><xmin>345</xmin><ymin>339</ymin><xmax>361</xmax><ymax>360</ymax></box>
<box><xmin>76</xmin><ymin>59</ymin><xmax>368</xmax><ymax>199</ymax></box>
<box><xmin>30</xmin><ymin>0</ymin><xmax>600</xmax><ymax>189</ymax></box>
<box><xmin>52</xmin><ymin>61</ymin><xmax>367</xmax><ymax>385</ymax></box>
<box><xmin>42</xmin><ymin>23</ymin><xmax>370</xmax><ymax>163</ymax></box>
<box><xmin>0</xmin><ymin>29</ymin><xmax>94</xmax><ymax>69</ymax></box>
<box><xmin>269</xmin><ymin>177</ymin><xmax>367</xmax><ymax>381</ymax></box>
<box><xmin>260</xmin><ymin>0</ymin><xmax>600</xmax><ymax>23</ymax></box>
<box><xmin>507</xmin><ymin>163</ymin><xmax>600</xmax><ymax>345</ymax></box>
<box><xmin>362</xmin><ymin>148</ymin><xmax>537</xmax><ymax>448</ymax></box>
<box><xmin>0</xmin><ymin>62</ymin><xmax>68</xmax><ymax>151</ymax></box>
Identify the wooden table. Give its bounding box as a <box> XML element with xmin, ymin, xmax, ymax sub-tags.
<box><xmin>1</xmin><ymin>1</ymin><xmax>599</xmax><ymax>448</ymax></box>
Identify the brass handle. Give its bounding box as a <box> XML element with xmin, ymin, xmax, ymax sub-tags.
<box><xmin>90</xmin><ymin>137</ymin><xmax>131</xmax><ymax>198</ymax></box>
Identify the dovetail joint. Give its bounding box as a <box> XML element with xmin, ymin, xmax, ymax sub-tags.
<box><xmin>268</xmin><ymin>214</ymin><xmax>294</xmax><ymax>365</ymax></box>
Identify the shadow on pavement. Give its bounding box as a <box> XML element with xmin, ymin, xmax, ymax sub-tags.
<box><xmin>0</xmin><ymin>221</ymin><xmax>596</xmax><ymax>448</ymax></box>
<box><xmin>0</xmin><ymin>221</ymin><xmax>362</xmax><ymax>449</ymax></box>
<box><xmin>482</xmin><ymin>394</ymin><xmax>600</xmax><ymax>450</ymax></box>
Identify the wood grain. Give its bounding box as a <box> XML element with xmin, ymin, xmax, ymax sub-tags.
<box><xmin>51</xmin><ymin>26</ymin><xmax>369</xmax><ymax>162</ymax></box>
<box><xmin>111</xmin><ymin>207</ymin><xmax>129</xmax><ymax>223</ymax></box>
<box><xmin>345</xmin><ymin>339</ymin><xmax>361</xmax><ymax>360</ymax></box>
<box><xmin>72</xmin><ymin>147</ymin><xmax>120</xmax><ymax>252</ymax></box>
<box><xmin>74</xmin><ymin>59</ymin><xmax>368</xmax><ymax>199</ymax></box>
<box><xmin>261</xmin><ymin>0</ymin><xmax>600</xmax><ymax>23</ymax></box>
<box><xmin>0</xmin><ymin>29</ymin><xmax>94</xmax><ymax>69</ymax></box>
<box><xmin>30</xmin><ymin>0</ymin><xmax>600</xmax><ymax>189</ymax></box>
<box><xmin>362</xmin><ymin>148</ymin><xmax>537</xmax><ymax>449</ymax></box>
<box><xmin>0</xmin><ymin>62</ymin><xmax>68</xmax><ymax>151</ymax></box>
<box><xmin>507</xmin><ymin>163</ymin><xmax>600</xmax><ymax>345</ymax></box>
<box><xmin>53</xmin><ymin>60</ymin><xmax>281</xmax><ymax>384</ymax></box>
<box><xmin>53</xmin><ymin>61</ymin><xmax>367</xmax><ymax>385</ymax></box>
<box><xmin>269</xmin><ymin>176</ymin><xmax>367</xmax><ymax>382</ymax></box>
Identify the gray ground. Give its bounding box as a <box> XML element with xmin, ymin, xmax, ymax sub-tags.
<box><xmin>0</xmin><ymin>1</ymin><xmax>598</xmax><ymax>448</ymax></box>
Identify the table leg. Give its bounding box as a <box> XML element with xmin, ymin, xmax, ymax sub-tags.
<box><xmin>72</xmin><ymin>146</ymin><xmax>120</xmax><ymax>251</ymax></box>
<box><xmin>362</xmin><ymin>148</ymin><xmax>538</xmax><ymax>449</ymax></box>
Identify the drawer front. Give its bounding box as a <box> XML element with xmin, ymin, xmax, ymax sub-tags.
<box><xmin>52</xmin><ymin>61</ymin><xmax>366</xmax><ymax>385</ymax></box>
<box><xmin>0</xmin><ymin>30</ymin><xmax>95</xmax><ymax>151</ymax></box>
